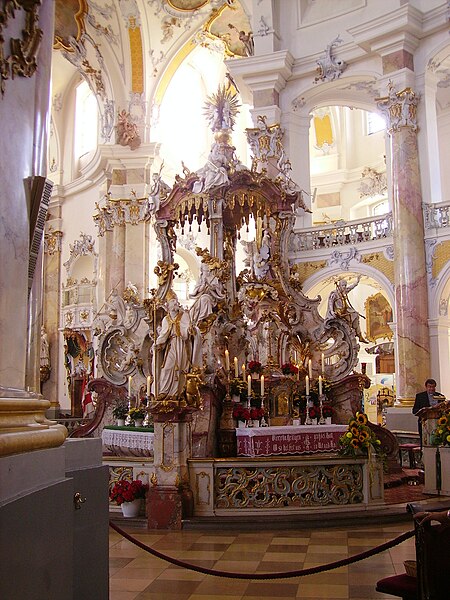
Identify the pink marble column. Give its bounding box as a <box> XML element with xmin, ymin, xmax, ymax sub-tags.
<box><xmin>106</xmin><ymin>224</ymin><xmax>125</xmax><ymax>295</ymax></box>
<box><xmin>378</xmin><ymin>84</ymin><xmax>430</xmax><ymax>404</ymax></box>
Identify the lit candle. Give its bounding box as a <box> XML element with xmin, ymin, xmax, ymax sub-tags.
<box><xmin>234</xmin><ymin>356</ymin><xmax>238</xmax><ymax>378</ymax></box>
<box><xmin>225</xmin><ymin>349</ymin><xmax>230</xmax><ymax>371</ymax></box>
<box><xmin>128</xmin><ymin>375</ymin><xmax>132</xmax><ymax>396</ymax></box>
<box><xmin>248</xmin><ymin>374</ymin><xmax>252</xmax><ymax>397</ymax></box>
<box><xmin>296</xmin><ymin>366</ymin><xmax>300</xmax><ymax>381</ymax></box>
<box><xmin>261</xmin><ymin>375</ymin><xmax>264</xmax><ymax>397</ymax></box>
<box><xmin>319</xmin><ymin>375</ymin><xmax>323</xmax><ymax>396</ymax></box>
<box><xmin>306</xmin><ymin>375</ymin><xmax>309</xmax><ymax>396</ymax></box>
<box><xmin>308</xmin><ymin>359</ymin><xmax>312</xmax><ymax>379</ymax></box>
<box><xmin>321</xmin><ymin>353</ymin><xmax>325</xmax><ymax>375</ymax></box>
<box><xmin>147</xmin><ymin>375</ymin><xmax>151</xmax><ymax>396</ymax></box>
<box><xmin>242</xmin><ymin>364</ymin><xmax>246</xmax><ymax>380</ymax></box>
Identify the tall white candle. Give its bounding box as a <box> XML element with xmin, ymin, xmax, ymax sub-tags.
<box><xmin>319</xmin><ymin>375</ymin><xmax>323</xmax><ymax>396</ymax></box>
<box><xmin>260</xmin><ymin>375</ymin><xmax>264</xmax><ymax>397</ymax></box>
<box><xmin>147</xmin><ymin>375</ymin><xmax>151</xmax><ymax>396</ymax></box>
<box><xmin>225</xmin><ymin>349</ymin><xmax>230</xmax><ymax>371</ymax></box>
<box><xmin>234</xmin><ymin>356</ymin><xmax>238</xmax><ymax>378</ymax></box>
<box><xmin>305</xmin><ymin>375</ymin><xmax>309</xmax><ymax>396</ymax></box>
<box><xmin>128</xmin><ymin>375</ymin><xmax>132</xmax><ymax>396</ymax></box>
<box><xmin>242</xmin><ymin>364</ymin><xmax>246</xmax><ymax>380</ymax></box>
<box><xmin>308</xmin><ymin>359</ymin><xmax>312</xmax><ymax>379</ymax></box>
<box><xmin>321</xmin><ymin>353</ymin><xmax>325</xmax><ymax>375</ymax></box>
<box><xmin>248</xmin><ymin>374</ymin><xmax>252</xmax><ymax>397</ymax></box>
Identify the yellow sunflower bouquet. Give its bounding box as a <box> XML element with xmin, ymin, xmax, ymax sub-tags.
<box><xmin>338</xmin><ymin>412</ymin><xmax>382</xmax><ymax>458</ymax></box>
<box><xmin>431</xmin><ymin>412</ymin><xmax>450</xmax><ymax>446</ymax></box>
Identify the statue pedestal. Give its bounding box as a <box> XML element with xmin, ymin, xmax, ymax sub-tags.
<box><xmin>147</xmin><ymin>486</ymin><xmax>183</xmax><ymax>529</ymax></box>
<box><xmin>147</xmin><ymin>402</ymin><xmax>196</xmax><ymax>529</ymax></box>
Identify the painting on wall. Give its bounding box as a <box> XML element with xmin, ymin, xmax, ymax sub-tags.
<box><xmin>365</xmin><ymin>292</ymin><xmax>393</xmax><ymax>343</ymax></box>
<box><xmin>54</xmin><ymin>0</ymin><xmax>88</xmax><ymax>51</ymax></box>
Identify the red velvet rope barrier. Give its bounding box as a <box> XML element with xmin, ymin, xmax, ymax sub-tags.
<box><xmin>109</xmin><ymin>520</ymin><xmax>415</xmax><ymax>580</ymax></box>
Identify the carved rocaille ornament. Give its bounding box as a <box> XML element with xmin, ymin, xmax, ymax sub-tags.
<box><xmin>0</xmin><ymin>1</ymin><xmax>43</xmax><ymax>97</ymax></box>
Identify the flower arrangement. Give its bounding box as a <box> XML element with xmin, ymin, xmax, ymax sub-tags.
<box><xmin>233</xmin><ymin>403</ymin><xmax>250</xmax><ymax>422</ymax></box>
<box><xmin>322</xmin><ymin>404</ymin><xmax>333</xmax><ymax>418</ymax></box>
<box><xmin>250</xmin><ymin>407</ymin><xmax>265</xmax><ymax>421</ymax></box>
<box><xmin>311</xmin><ymin>378</ymin><xmax>332</xmax><ymax>398</ymax></box>
<box><xmin>281</xmin><ymin>362</ymin><xmax>299</xmax><ymax>376</ymax></box>
<box><xmin>308</xmin><ymin>405</ymin><xmax>319</xmax><ymax>420</ymax></box>
<box><xmin>128</xmin><ymin>406</ymin><xmax>146</xmax><ymax>421</ymax></box>
<box><xmin>338</xmin><ymin>412</ymin><xmax>382</xmax><ymax>457</ymax></box>
<box><xmin>431</xmin><ymin>412</ymin><xmax>450</xmax><ymax>446</ymax></box>
<box><xmin>230</xmin><ymin>377</ymin><xmax>248</xmax><ymax>398</ymax></box>
<box><xmin>109</xmin><ymin>479</ymin><xmax>148</xmax><ymax>505</ymax></box>
<box><xmin>248</xmin><ymin>360</ymin><xmax>263</xmax><ymax>374</ymax></box>
<box><xmin>112</xmin><ymin>402</ymin><xmax>129</xmax><ymax>420</ymax></box>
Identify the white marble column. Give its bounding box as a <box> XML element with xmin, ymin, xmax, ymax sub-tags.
<box><xmin>0</xmin><ymin>0</ymin><xmax>67</xmax><ymax>456</ymax></box>
<box><xmin>416</xmin><ymin>71</ymin><xmax>442</xmax><ymax>204</ymax></box>
<box><xmin>428</xmin><ymin>317</ymin><xmax>450</xmax><ymax>396</ymax></box>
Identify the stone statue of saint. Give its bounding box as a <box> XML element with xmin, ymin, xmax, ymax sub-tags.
<box><xmin>154</xmin><ymin>293</ymin><xmax>202</xmax><ymax>400</ymax></box>
<box><xmin>147</xmin><ymin>171</ymin><xmax>171</xmax><ymax>214</ymax></box>
<box><xmin>254</xmin><ymin>229</ymin><xmax>271</xmax><ymax>280</ymax></box>
<box><xmin>40</xmin><ymin>326</ymin><xmax>50</xmax><ymax>369</ymax></box>
<box><xmin>189</xmin><ymin>262</ymin><xmax>226</xmax><ymax>325</ymax></box>
<box><xmin>192</xmin><ymin>142</ymin><xmax>230</xmax><ymax>193</ymax></box>
<box><xmin>326</xmin><ymin>276</ymin><xmax>368</xmax><ymax>343</ymax></box>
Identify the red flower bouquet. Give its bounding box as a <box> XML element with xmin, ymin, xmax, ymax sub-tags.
<box><xmin>322</xmin><ymin>404</ymin><xmax>333</xmax><ymax>418</ymax></box>
<box><xmin>308</xmin><ymin>405</ymin><xmax>319</xmax><ymax>420</ymax></box>
<box><xmin>109</xmin><ymin>479</ymin><xmax>148</xmax><ymax>505</ymax></box>
<box><xmin>250</xmin><ymin>407</ymin><xmax>265</xmax><ymax>420</ymax></box>
<box><xmin>247</xmin><ymin>360</ymin><xmax>263</xmax><ymax>374</ymax></box>
<box><xmin>281</xmin><ymin>362</ymin><xmax>299</xmax><ymax>376</ymax></box>
<box><xmin>233</xmin><ymin>404</ymin><xmax>250</xmax><ymax>421</ymax></box>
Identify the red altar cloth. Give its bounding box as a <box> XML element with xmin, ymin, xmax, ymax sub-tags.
<box><xmin>235</xmin><ymin>424</ymin><xmax>348</xmax><ymax>457</ymax></box>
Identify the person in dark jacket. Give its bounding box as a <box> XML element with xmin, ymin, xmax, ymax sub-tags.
<box><xmin>412</xmin><ymin>378</ymin><xmax>445</xmax><ymax>445</ymax></box>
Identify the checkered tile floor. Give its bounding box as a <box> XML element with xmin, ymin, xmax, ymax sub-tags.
<box><xmin>109</xmin><ymin>522</ymin><xmax>416</xmax><ymax>599</ymax></box>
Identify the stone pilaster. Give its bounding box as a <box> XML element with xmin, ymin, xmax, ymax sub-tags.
<box><xmin>146</xmin><ymin>405</ymin><xmax>196</xmax><ymax>529</ymax></box>
<box><xmin>42</xmin><ymin>222</ymin><xmax>64</xmax><ymax>413</ymax></box>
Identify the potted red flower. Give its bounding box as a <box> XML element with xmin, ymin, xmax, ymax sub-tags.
<box><xmin>281</xmin><ymin>362</ymin><xmax>299</xmax><ymax>376</ymax></box>
<box><xmin>322</xmin><ymin>404</ymin><xmax>333</xmax><ymax>422</ymax></box>
<box><xmin>233</xmin><ymin>403</ymin><xmax>250</xmax><ymax>425</ymax></box>
<box><xmin>308</xmin><ymin>405</ymin><xmax>319</xmax><ymax>421</ymax></box>
<box><xmin>109</xmin><ymin>479</ymin><xmax>148</xmax><ymax>517</ymax></box>
<box><xmin>247</xmin><ymin>360</ymin><xmax>263</xmax><ymax>375</ymax></box>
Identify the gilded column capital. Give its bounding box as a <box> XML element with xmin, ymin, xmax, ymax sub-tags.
<box><xmin>44</xmin><ymin>227</ymin><xmax>63</xmax><ymax>255</ymax></box>
<box><xmin>93</xmin><ymin>194</ymin><xmax>148</xmax><ymax>236</ymax></box>
<box><xmin>376</xmin><ymin>81</ymin><xmax>419</xmax><ymax>133</ymax></box>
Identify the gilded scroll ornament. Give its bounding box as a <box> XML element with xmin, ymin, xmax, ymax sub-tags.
<box><xmin>0</xmin><ymin>0</ymin><xmax>43</xmax><ymax>96</ymax></box>
<box><xmin>215</xmin><ymin>464</ymin><xmax>364</xmax><ymax>508</ymax></box>
<box><xmin>376</xmin><ymin>81</ymin><xmax>419</xmax><ymax>132</ymax></box>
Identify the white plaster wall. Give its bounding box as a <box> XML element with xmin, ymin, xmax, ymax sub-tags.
<box><xmin>438</xmin><ymin>109</ymin><xmax>450</xmax><ymax>204</ymax></box>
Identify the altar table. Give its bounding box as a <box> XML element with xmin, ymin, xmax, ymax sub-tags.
<box><xmin>102</xmin><ymin>427</ymin><xmax>154</xmax><ymax>457</ymax></box>
<box><xmin>236</xmin><ymin>424</ymin><xmax>347</xmax><ymax>457</ymax></box>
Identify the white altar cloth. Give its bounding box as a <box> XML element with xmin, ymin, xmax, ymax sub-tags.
<box><xmin>236</xmin><ymin>424</ymin><xmax>347</xmax><ymax>457</ymax></box>
<box><xmin>102</xmin><ymin>428</ymin><xmax>154</xmax><ymax>457</ymax></box>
